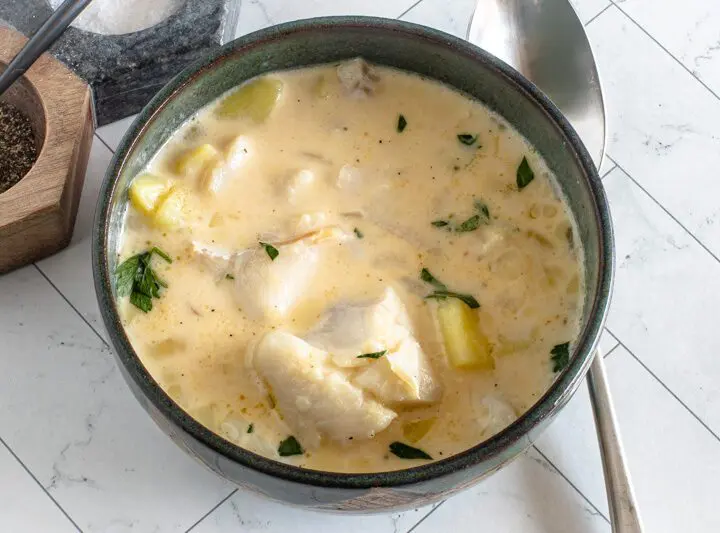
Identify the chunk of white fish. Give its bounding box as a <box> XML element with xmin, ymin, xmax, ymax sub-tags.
<box><xmin>232</xmin><ymin>240</ymin><xmax>318</xmax><ymax>321</ymax></box>
<box><xmin>192</xmin><ymin>241</ymin><xmax>234</xmax><ymax>280</ymax></box>
<box><xmin>306</xmin><ymin>287</ymin><xmax>441</xmax><ymax>405</ymax></box>
<box><xmin>203</xmin><ymin>135</ymin><xmax>254</xmax><ymax>193</ymax></box>
<box><xmin>251</xmin><ymin>331</ymin><xmax>397</xmax><ymax>447</ymax></box>
<box><xmin>336</xmin><ymin>58</ymin><xmax>380</xmax><ymax>97</ymax></box>
<box><xmin>284</xmin><ymin>168</ymin><xmax>316</xmax><ymax>204</ymax></box>
<box><xmin>354</xmin><ymin>337</ymin><xmax>442</xmax><ymax>405</ymax></box>
<box><xmin>305</xmin><ymin>287</ymin><xmax>414</xmax><ymax>368</ymax></box>
<box><xmin>472</xmin><ymin>393</ymin><xmax>517</xmax><ymax>438</ymax></box>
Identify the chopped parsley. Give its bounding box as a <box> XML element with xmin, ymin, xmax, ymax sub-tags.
<box><xmin>278</xmin><ymin>436</ymin><xmax>304</xmax><ymax>457</ymax></box>
<box><xmin>354</xmin><ymin>227</ymin><xmax>364</xmax><ymax>239</ymax></box>
<box><xmin>455</xmin><ymin>214</ymin><xmax>481</xmax><ymax>233</ymax></box>
<box><xmin>425</xmin><ymin>291</ymin><xmax>480</xmax><ymax>309</ymax></box>
<box><xmin>357</xmin><ymin>350</ymin><xmax>387</xmax><ymax>359</ymax></box>
<box><xmin>389</xmin><ymin>442</ymin><xmax>432</xmax><ymax>460</ymax></box>
<box><xmin>115</xmin><ymin>247</ymin><xmax>172</xmax><ymax>313</ymax></box>
<box><xmin>420</xmin><ymin>268</ymin><xmax>447</xmax><ymax>291</ymax></box>
<box><xmin>259</xmin><ymin>241</ymin><xmax>279</xmax><ymax>261</ymax></box>
<box><xmin>419</xmin><ymin>269</ymin><xmax>479</xmax><ymax>309</ymax></box>
<box><xmin>225</xmin><ymin>273</ymin><xmax>235</xmax><ymax>280</ymax></box>
<box><xmin>474</xmin><ymin>199</ymin><xmax>490</xmax><ymax>220</ymax></box>
<box><xmin>431</xmin><ymin>199</ymin><xmax>490</xmax><ymax>232</ymax></box>
<box><xmin>457</xmin><ymin>133</ymin><xmax>478</xmax><ymax>146</ymax></box>
<box><xmin>550</xmin><ymin>342</ymin><xmax>570</xmax><ymax>372</ymax></box>
<box><xmin>516</xmin><ymin>156</ymin><xmax>535</xmax><ymax>189</ymax></box>
<box><xmin>247</xmin><ymin>423</ymin><xmax>254</xmax><ymax>434</ymax></box>
<box><xmin>397</xmin><ymin>114</ymin><xmax>407</xmax><ymax>133</ymax></box>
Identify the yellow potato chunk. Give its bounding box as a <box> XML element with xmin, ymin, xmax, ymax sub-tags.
<box><xmin>128</xmin><ymin>173</ymin><xmax>171</xmax><ymax>216</ymax></box>
<box><xmin>153</xmin><ymin>188</ymin><xmax>186</xmax><ymax>228</ymax></box>
<box><xmin>437</xmin><ymin>298</ymin><xmax>494</xmax><ymax>370</ymax></box>
<box><xmin>215</xmin><ymin>77</ymin><xmax>283</xmax><ymax>122</ymax></box>
<box><xmin>402</xmin><ymin>418</ymin><xmax>437</xmax><ymax>443</ymax></box>
<box><xmin>174</xmin><ymin>144</ymin><xmax>220</xmax><ymax>177</ymax></box>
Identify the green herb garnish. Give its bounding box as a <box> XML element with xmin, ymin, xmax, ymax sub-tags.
<box><xmin>278</xmin><ymin>436</ymin><xmax>304</xmax><ymax>457</ymax></box>
<box><xmin>354</xmin><ymin>227</ymin><xmax>364</xmax><ymax>239</ymax></box>
<box><xmin>357</xmin><ymin>350</ymin><xmax>387</xmax><ymax>360</ymax></box>
<box><xmin>425</xmin><ymin>291</ymin><xmax>480</xmax><ymax>309</ymax></box>
<box><xmin>389</xmin><ymin>442</ymin><xmax>432</xmax><ymax>460</ymax></box>
<box><xmin>455</xmin><ymin>214</ymin><xmax>481</xmax><ymax>233</ymax></box>
<box><xmin>474</xmin><ymin>199</ymin><xmax>490</xmax><ymax>220</ymax></box>
<box><xmin>457</xmin><ymin>133</ymin><xmax>478</xmax><ymax>146</ymax></box>
<box><xmin>247</xmin><ymin>423</ymin><xmax>254</xmax><ymax>434</ymax></box>
<box><xmin>419</xmin><ymin>269</ymin><xmax>479</xmax><ymax>309</ymax></box>
<box><xmin>115</xmin><ymin>247</ymin><xmax>172</xmax><ymax>312</ymax></box>
<box><xmin>397</xmin><ymin>114</ymin><xmax>407</xmax><ymax>133</ymax></box>
<box><xmin>260</xmin><ymin>242</ymin><xmax>279</xmax><ymax>261</ymax></box>
<box><xmin>225</xmin><ymin>273</ymin><xmax>235</xmax><ymax>280</ymax></box>
<box><xmin>420</xmin><ymin>268</ymin><xmax>447</xmax><ymax>291</ymax></box>
<box><xmin>432</xmin><ymin>200</ymin><xmax>490</xmax><ymax>233</ymax></box>
<box><xmin>516</xmin><ymin>156</ymin><xmax>535</xmax><ymax>189</ymax></box>
<box><xmin>550</xmin><ymin>342</ymin><xmax>570</xmax><ymax>372</ymax></box>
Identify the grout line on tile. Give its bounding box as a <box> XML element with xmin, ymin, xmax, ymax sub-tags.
<box><xmin>610</xmin><ymin>1</ymin><xmax>720</xmax><ymax>103</ymax></box>
<box><xmin>398</xmin><ymin>0</ymin><xmax>427</xmax><ymax>19</ymax></box>
<box><xmin>602</xmin><ymin>341</ymin><xmax>621</xmax><ymax>358</ymax></box>
<box><xmin>608</xmin><ymin>157</ymin><xmax>720</xmax><ymax>266</ymax></box>
<box><xmin>606</xmin><ymin>329</ymin><xmax>720</xmax><ymax>445</ymax></box>
<box><xmin>584</xmin><ymin>2</ymin><xmax>614</xmax><ymax>26</ymax></box>
<box><xmin>405</xmin><ymin>501</ymin><xmax>445</xmax><ymax>533</ymax></box>
<box><xmin>600</xmin><ymin>162</ymin><xmax>617</xmax><ymax>179</ymax></box>
<box><xmin>532</xmin><ymin>446</ymin><xmax>610</xmax><ymax>524</ymax></box>
<box><xmin>33</xmin><ymin>264</ymin><xmax>110</xmax><ymax>349</ymax></box>
<box><xmin>0</xmin><ymin>436</ymin><xmax>83</xmax><ymax>533</ymax></box>
<box><xmin>94</xmin><ymin>133</ymin><xmax>116</xmax><ymax>155</ymax></box>
<box><xmin>184</xmin><ymin>489</ymin><xmax>238</xmax><ymax>532</ymax></box>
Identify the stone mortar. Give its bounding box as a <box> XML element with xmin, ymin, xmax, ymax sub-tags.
<box><xmin>0</xmin><ymin>0</ymin><xmax>240</xmax><ymax>126</ymax></box>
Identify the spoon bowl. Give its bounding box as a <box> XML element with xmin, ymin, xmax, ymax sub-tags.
<box><xmin>468</xmin><ymin>0</ymin><xmax>606</xmax><ymax>167</ymax></box>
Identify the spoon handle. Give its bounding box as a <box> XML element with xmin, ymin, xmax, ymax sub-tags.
<box><xmin>0</xmin><ymin>0</ymin><xmax>93</xmax><ymax>96</ymax></box>
<box><xmin>587</xmin><ymin>351</ymin><xmax>644</xmax><ymax>532</ymax></box>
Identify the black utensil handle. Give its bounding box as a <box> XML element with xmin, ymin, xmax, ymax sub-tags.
<box><xmin>0</xmin><ymin>0</ymin><xmax>93</xmax><ymax>96</ymax></box>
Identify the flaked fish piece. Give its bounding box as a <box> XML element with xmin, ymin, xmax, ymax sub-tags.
<box><xmin>250</xmin><ymin>331</ymin><xmax>397</xmax><ymax>448</ymax></box>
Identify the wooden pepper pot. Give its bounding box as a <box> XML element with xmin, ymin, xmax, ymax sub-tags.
<box><xmin>0</xmin><ymin>26</ymin><xmax>94</xmax><ymax>273</ymax></box>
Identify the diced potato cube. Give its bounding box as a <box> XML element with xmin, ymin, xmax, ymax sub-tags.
<box><xmin>154</xmin><ymin>188</ymin><xmax>187</xmax><ymax>228</ymax></box>
<box><xmin>402</xmin><ymin>418</ymin><xmax>437</xmax><ymax>443</ymax></box>
<box><xmin>174</xmin><ymin>144</ymin><xmax>220</xmax><ymax>177</ymax></box>
<box><xmin>128</xmin><ymin>173</ymin><xmax>171</xmax><ymax>216</ymax></box>
<box><xmin>437</xmin><ymin>298</ymin><xmax>494</xmax><ymax>370</ymax></box>
<box><xmin>215</xmin><ymin>77</ymin><xmax>283</xmax><ymax>122</ymax></box>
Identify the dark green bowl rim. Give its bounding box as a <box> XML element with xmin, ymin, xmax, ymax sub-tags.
<box><xmin>93</xmin><ymin>16</ymin><xmax>614</xmax><ymax>490</ymax></box>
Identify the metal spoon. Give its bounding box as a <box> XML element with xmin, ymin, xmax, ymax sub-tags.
<box><xmin>0</xmin><ymin>0</ymin><xmax>92</xmax><ymax>96</ymax></box>
<box><xmin>467</xmin><ymin>2</ymin><xmax>643</xmax><ymax>531</ymax></box>
<box><xmin>468</xmin><ymin>0</ymin><xmax>606</xmax><ymax>167</ymax></box>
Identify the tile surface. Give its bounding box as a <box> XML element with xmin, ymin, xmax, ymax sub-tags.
<box><xmin>0</xmin><ymin>267</ymin><xmax>233</xmax><ymax>533</ymax></box>
<box><xmin>603</xmin><ymin>167</ymin><xmax>720</xmax><ymax>436</ymax></box>
<box><xmin>615</xmin><ymin>0</ymin><xmax>720</xmax><ymax>95</ymax></box>
<box><xmin>412</xmin><ymin>448</ymin><xmax>610</xmax><ymax>533</ymax></box>
<box><xmin>3</xmin><ymin>0</ymin><xmax>720</xmax><ymax>531</ymax></box>
<box><xmin>588</xmin><ymin>7</ymin><xmax>720</xmax><ymax>258</ymax></box>
<box><xmin>191</xmin><ymin>491</ymin><xmax>433</xmax><ymax>533</ymax></box>
<box><xmin>0</xmin><ymin>441</ymin><xmax>78</xmax><ymax>533</ymax></box>
<box><xmin>537</xmin><ymin>346</ymin><xmax>720</xmax><ymax>532</ymax></box>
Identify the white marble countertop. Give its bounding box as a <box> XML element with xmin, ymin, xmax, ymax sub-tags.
<box><xmin>2</xmin><ymin>0</ymin><xmax>720</xmax><ymax>531</ymax></box>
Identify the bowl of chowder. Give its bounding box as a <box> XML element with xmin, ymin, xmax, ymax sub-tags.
<box><xmin>93</xmin><ymin>17</ymin><xmax>613</xmax><ymax>511</ymax></box>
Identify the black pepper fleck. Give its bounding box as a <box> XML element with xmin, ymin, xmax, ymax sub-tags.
<box><xmin>0</xmin><ymin>102</ymin><xmax>37</xmax><ymax>194</ymax></box>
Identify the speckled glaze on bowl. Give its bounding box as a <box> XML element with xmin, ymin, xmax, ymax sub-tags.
<box><xmin>92</xmin><ymin>17</ymin><xmax>614</xmax><ymax>512</ymax></box>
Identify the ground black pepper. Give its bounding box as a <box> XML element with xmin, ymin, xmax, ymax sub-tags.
<box><xmin>0</xmin><ymin>101</ymin><xmax>37</xmax><ymax>194</ymax></box>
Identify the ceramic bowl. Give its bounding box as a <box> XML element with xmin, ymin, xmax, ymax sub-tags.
<box><xmin>92</xmin><ymin>16</ymin><xmax>614</xmax><ymax>512</ymax></box>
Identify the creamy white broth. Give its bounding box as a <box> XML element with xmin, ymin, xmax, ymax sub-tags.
<box><xmin>117</xmin><ymin>60</ymin><xmax>584</xmax><ymax>473</ymax></box>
